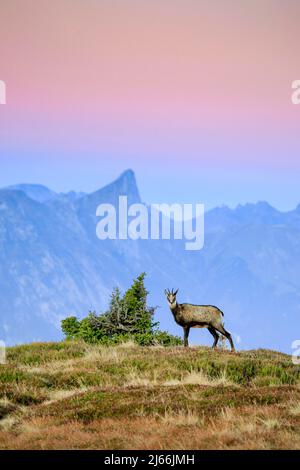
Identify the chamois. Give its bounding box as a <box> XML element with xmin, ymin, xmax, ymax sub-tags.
<box><xmin>164</xmin><ymin>288</ymin><xmax>235</xmax><ymax>351</ymax></box>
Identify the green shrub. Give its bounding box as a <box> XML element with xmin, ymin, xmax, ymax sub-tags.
<box><xmin>61</xmin><ymin>316</ymin><xmax>80</xmax><ymax>340</ymax></box>
<box><xmin>152</xmin><ymin>330</ymin><xmax>182</xmax><ymax>346</ymax></box>
<box><xmin>61</xmin><ymin>273</ymin><xmax>182</xmax><ymax>347</ymax></box>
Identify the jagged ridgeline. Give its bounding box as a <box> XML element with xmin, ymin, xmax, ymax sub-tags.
<box><xmin>61</xmin><ymin>273</ymin><xmax>182</xmax><ymax>346</ymax></box>
<box><xmin>2</xmin><ymin>170</ymin><xmax>300</xmax><ymax>351</ymax></box>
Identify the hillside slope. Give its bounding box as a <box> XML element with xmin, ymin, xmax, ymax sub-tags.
<box><xmin>0</xmin><ymin>342</ymin><xmax>299</xmax><ymax>450</ymax></box>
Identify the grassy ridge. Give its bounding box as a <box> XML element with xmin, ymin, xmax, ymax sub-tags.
<box><xmin>0</xmin><ymin>341</ymin><xmax>300</xmax><ymax>449</ymax></box>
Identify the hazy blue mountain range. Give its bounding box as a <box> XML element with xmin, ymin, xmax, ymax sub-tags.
<box><xmin>7</xmin><ymin>184</ymin><xmax>86</xmax><ymax>203</ymax></box>
<box><xmin>0</xmin><ymin>169</ymin><xmax>299</xmax><ymax>352</ymax></box>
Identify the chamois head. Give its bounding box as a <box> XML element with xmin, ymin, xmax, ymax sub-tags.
<box><xmin>164</xmin><ymin>288</ymin><xmax>178</xmax><ymax>308</ymax></box>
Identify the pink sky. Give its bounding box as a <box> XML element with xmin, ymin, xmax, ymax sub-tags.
<box><xmin>0</xmin><ymin>0</ymin><xmax>300</xmax><ymax>208</ymax></box>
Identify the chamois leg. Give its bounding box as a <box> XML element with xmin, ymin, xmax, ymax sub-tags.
<box><xmin>215</xmin><ymin>325</ymin><xmax>235</xmax><ymax>352</ymax></box>
<box><xmin>208</xmin><ymin>327</ymin><xmax>219</xmax><ymax>349</ymax></box>
<box><xmin>183</xmin><ymin>326</ymin><xmax>190</xmax><ymax>347</ymax></box>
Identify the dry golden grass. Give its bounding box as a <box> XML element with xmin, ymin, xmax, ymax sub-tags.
<box><xmin>164</xmin><ymin>369</ymin><xmax>234</xmax><ymax>387</ymax></box>
<box><xmin>289</xmin><ymin>402</ymin><xmax>300</xmax><ymax>416</ymax></box>
<box><xmin>0</xmin><ymin>341</ymin><xmax>299</xmax><ymax>449</ymax></box>
<box><xmin>160</xmin><ymin>408</ymin><xmax>204</xmax><ymax>426</ymax></box>
<box><xmin>0</xmin><ymin>402</ymin><xmax>299</xmax><ymax>450</ymax></box>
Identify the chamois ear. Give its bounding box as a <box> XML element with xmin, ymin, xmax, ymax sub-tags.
<box><xmin>174</xmin><ymin>289</ymin><xmax>179</xmax><ymax>296</ymax></box>
<box><xmin>164</xmin><ymin>289</ymin><xmax>168</xmax><ymax>296</ymax></box>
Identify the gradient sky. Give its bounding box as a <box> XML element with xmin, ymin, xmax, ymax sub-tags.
<box><xmin>0</xmin><ymin>0</ymin><xmax>300</xmax><ymax>209</ymax></box>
